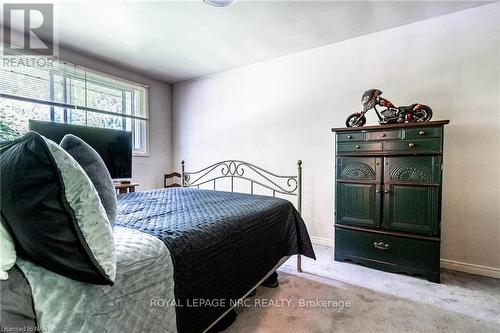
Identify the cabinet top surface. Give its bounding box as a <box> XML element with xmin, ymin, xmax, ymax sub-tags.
<box><xmin>331</xmin><ymin>120</ymin><xmax>450</xmax><ymax>133</ymax></box>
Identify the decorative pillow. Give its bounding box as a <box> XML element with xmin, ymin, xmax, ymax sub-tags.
<box><xmin>0</xmin><ymin>220</ymin><xmax>16</xmax><ymax>280</ymax></box>
<box><xmin>0</xmin><ymin>132</ymin><xmax>116</xmax><ymax>285</ymax></box>
<box><xmin>60</xmin><ymin>134</ymin><xmax>117</xmax><ymax>224</ymax></box>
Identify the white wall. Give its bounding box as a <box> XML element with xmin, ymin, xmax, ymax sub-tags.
<box><xmin>59</xmin><ymin>47</ymin><xmax>173</xmax><ymax>190</ymax></box>
<box><xmin>173</xmin><ymin>3</ymin><xmax>500</xmax><ymax>272</ymax></box>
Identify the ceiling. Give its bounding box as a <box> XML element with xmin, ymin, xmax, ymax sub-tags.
<box><xmin>6</xmin><ymin>1</ymin><xmax>490</xmax><ymax>83</ymax></box>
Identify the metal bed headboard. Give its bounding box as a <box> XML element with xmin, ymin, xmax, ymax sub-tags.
<box><xmin>181</xmin><ymin>159</ymin><xmax>303</xmax><ymax>272</ymax></box>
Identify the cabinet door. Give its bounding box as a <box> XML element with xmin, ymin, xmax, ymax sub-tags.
<box><xmin>336</xmin><ymin>157</ymin><xmax>382</xmax><ymax>228</ymax></box>
<box><xmin>382</xmin><ymin>156</ymin><xmax>441</xmax><ymax>235</ymax></box>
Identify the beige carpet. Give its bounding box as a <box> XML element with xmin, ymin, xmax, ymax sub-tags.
<box><xmin>223</xmin><ymin>246</ymin><xmax>500</xmax><ymax>333</ymax></box>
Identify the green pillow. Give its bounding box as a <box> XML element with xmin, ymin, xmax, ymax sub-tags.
<box><xmin>60</xmin><ymin>134</ymin><xmax>117</xmax><ymax>224</ymax></box>
<box><xmin>0</xmin><ymin>132</ymin><xmax>116</xmax><ymax>285</ymax></box>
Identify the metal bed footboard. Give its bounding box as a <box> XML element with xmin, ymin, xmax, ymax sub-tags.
<box><xmin>181</xmin><ymin>159</ymin><xmax>303</xmax><ymax>272</ymax></box>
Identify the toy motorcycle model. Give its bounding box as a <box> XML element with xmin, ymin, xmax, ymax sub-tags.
<box><xmin>345</xmin><ymin>89</ymin><xmax>433</xmax><ymax>127</ymax></box>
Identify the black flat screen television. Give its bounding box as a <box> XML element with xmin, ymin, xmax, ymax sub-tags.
<box><xmin>29</xmin><ymin>120</ymin><xmax>132</xmax><ymax>179</ymax></box>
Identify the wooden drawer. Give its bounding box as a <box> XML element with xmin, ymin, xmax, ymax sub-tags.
<box><xmin>337</xmin><ymin>142</ymin><xmax>382</xmax><ymax>153</ymax></box>
<box><xmin>337</xmin><ymin>132</ymin><xmax>365</xmax><ymax>142</ymax></box>
<box><xmin>366</xmin><ymin>130</ymin><xmax>402</xmax><ymax>141</ymax></box>
<box><xmin>384</xmin><ymin>139</ymin><xmax>442</xmax><ymax>152</ymax></box>
<box><xmin>335</xmin><ymin>227</ymin><xmax>440</xmax><ymax>271</ymax></box>
<box><xmin>405</xmin><ymin>127</ymin><xmax>442</xmax><ymax>139</ymax></box>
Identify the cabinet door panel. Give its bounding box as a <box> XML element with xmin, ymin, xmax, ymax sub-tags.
<box><xmin>336</xmin><ymin>157</ymin><xmax>382</xmax><ymax>228</ymax></box>
<box><xmin>384</xmin><ymin>156</ymin><xmax>441</xmax><ymax>185</ymax></box>
<box><xmin>383</xmin><ymin>185</ymin><xmax>439</xmax><ymax>235</ymax></box>
<box><xmin>337</xmin><ymin>157</ymin><xmax>381</xmax><ymax>183</ymax></box>
<box><xmin>336</xmin><ymin>182</ymin><xmax>381</xmax><ymax>228</ymax></box>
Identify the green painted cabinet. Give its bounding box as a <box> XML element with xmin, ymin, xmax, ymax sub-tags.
<box><xmin>332</xmin><ymin>120</ymin><xmax>449</xmax><ymax>283</ymax></box>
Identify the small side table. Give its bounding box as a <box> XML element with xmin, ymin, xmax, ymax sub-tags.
<box><xmin>114</xmin><ymin>182</ymin><xmax>139</xmax><ymax>194</ymax></box>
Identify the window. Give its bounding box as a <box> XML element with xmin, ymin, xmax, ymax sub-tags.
<box><xmin>0</xmin><ymin>55</ymin><xmax>149</xmax><ymax>155</ymax></box>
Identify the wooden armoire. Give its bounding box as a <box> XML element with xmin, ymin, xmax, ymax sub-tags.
<box><xmin>332</xmin><ymin>120</ymin><xmax>449</xmax><ymax>282</ymax></box>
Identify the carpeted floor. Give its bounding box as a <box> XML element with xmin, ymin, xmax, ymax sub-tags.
<box><xmin>223</xmin><ymin>245</ymin><xmax>500</xmax><ymax>333</ymax></box>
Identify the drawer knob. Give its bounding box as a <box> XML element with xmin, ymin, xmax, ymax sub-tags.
<box><xmin>419</xmin><ymin>130</ymin><xmax>425</xmax><ymax>135</ymax></box>
<box><xmin>408</xmin><ymin>142</ymin><xmax>415</xmax><ymax>147</ymax></box>
<box><xmin>381</xmin><ymin>133</ymin><xmax>386</xmax><ymax>137</ymax></box>
<box><xmin>374</xmin><ymin>242</ymin><xmax>390</xmax><ymax>250</ymax></box>
<box><xmin>355</xmin><ymin>145</ymin><xmax>360</xmax><ymax>149</ymax></box>
<box><xmin>384</xmin><ymin>189</ymin><xmax>390</xmax><ymax>193</ymax></box>
<box><xmin>347</xmin><ymin>135</ymin><xmax>352</xmax><ymax>139</ymax></box>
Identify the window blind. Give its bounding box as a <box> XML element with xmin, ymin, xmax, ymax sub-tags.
<box><xmin>0</xmin><ymin>44</ymin><xmax>149</xmax><ymax>154</ymax></box>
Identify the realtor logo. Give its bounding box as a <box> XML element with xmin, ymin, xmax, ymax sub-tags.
<box><xmin>2</xmin><ymin>3</ymin><xmax>54</xmax><ymax>56</ymax></box>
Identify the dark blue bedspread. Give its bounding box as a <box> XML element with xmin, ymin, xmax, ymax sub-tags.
<box><xmin>115</xmin><ymin>188</ymin><xmax>315</xmax><ymax>333</ymax></box>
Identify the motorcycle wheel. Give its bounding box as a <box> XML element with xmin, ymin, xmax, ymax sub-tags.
<box><xmin>346</xmin><ymin>113</ymin><xmax>366</xmax><ymax>127</ymax></box>
<box><xmin>412</xmin><ymin>105</ymin><xmax>433</xmax><ymax>122</ymax></box>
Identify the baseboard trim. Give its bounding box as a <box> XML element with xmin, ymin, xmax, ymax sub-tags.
<box><xmin>310</xmin><ymin>238</ymin><xmax>499</xmax><ymax>279</ymax></box>
<box><xmin>440</xmin><ymin>259</ymin><xmax>500</xmax><ymax>279</ymax></box>
<box><xmin>311</xmin><ymin>237</ymin><xmax>334</xmax><ymax>247</ymax></box>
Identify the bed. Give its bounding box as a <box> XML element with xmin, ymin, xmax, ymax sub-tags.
<box><xmin>2</xmin><ymin>160</ymin><xmax>315</xmax><ymax>333</ymax></box>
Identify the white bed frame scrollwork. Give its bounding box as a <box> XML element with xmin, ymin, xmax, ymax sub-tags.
<box><xmin>180</xmin><ymin>159</ymin><xmax>303</xmax><ymax>272</ymax></box>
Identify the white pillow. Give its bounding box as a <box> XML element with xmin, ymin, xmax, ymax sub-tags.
<box><xmin>0</xmin><ymin>221</ymin><xmax>16</xmax><ymax>280</ymax></box>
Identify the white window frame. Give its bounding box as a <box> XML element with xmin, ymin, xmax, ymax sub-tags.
<box><xmin>59</xmin><ymin>65</ymin><xmax>150</xmax><ymax>157</ymax></box>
